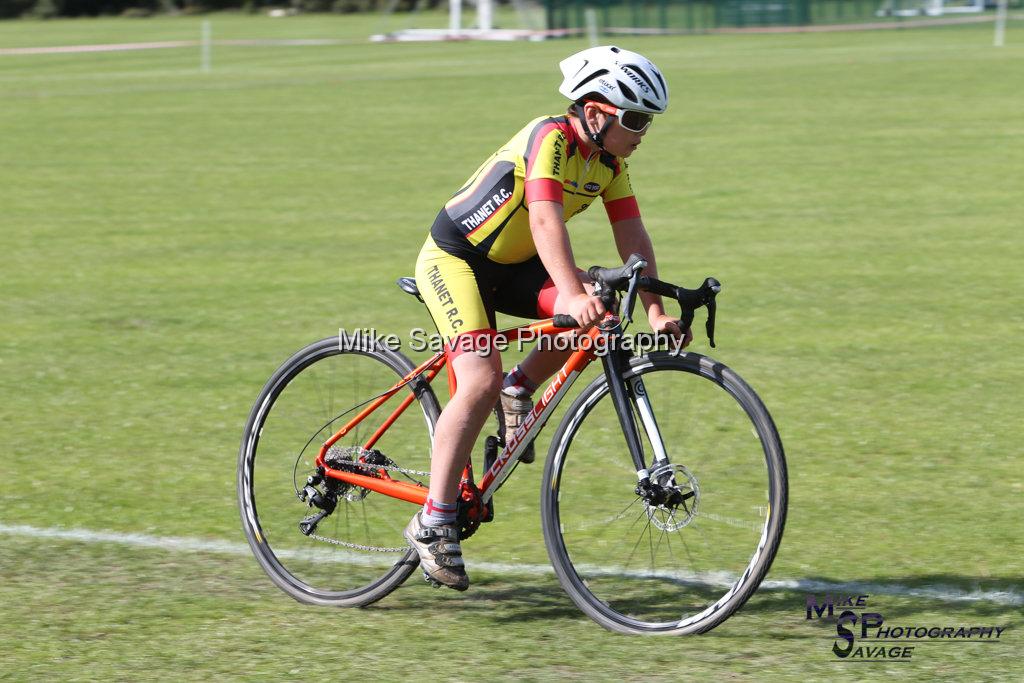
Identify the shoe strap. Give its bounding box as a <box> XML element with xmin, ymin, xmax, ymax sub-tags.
<box><xmin>415</xmin><ymin>524</ymin><xmax>458</xmax><ymax>543</ymax></box>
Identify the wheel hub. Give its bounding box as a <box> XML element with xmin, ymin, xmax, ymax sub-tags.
<box><xmin>324</xmin><ymin>445</ymin><xmax>397</xmax><ymax>502</ymax></box>
<box><xmin>637</xmin><ymin>463</ymin><xmax>700</xmax><ymax>531</ymax></box>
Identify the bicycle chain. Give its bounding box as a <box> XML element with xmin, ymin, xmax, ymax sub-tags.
<box><xmin>307</xmin><ymin>449</ymin><xmax>429</xmax><ymax>553</ymax></box>
<box><xmin>325</xmin><ymin>446</ymin><xmax>432</xmax><ymax>479</ymax></box>
<box><xmin>346</xmin><ymin>459</ymin><xmax>432</xmax><ymax>479</ymax></box>
<box><xmin>308</xmin><ymin>532</ymin><xmax>410</xmax><ymax>554</ymax></box>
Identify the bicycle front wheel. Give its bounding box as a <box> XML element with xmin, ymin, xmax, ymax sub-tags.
<box><xmin>541</xmin><ymin>351</ymin><xmax>787</xmax><ymax>635</ymax></box>
<box><xmin>238</xmin><ymin>336</ymin><xmax>440</xmax><ymax>607</ymax></box>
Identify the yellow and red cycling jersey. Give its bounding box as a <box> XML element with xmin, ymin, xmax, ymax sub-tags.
<box><xmin>430</xmin><ymin>115</ymin><xmax>641</xmax><ymax>265</ymax></box>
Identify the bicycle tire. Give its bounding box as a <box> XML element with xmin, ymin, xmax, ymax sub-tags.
<box><xmin>541</xmin><ymin>351</ymin><xmax>787</xmax><ymax>635</ymax></box>
<box><xmin>238</xmin><ymin>336</ymin><xmax>441</xmax><ymax>607</ymax></box>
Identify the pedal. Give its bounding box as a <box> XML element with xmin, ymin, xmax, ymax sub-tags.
<box><xmin>482</xmin><ymin>500</ymin><xmax>494</xmax><ymax>524</ymax></box>
<box><xmin>422</xmin><ymin>571</ymin><xmax>443</xmax><ymax>588</ymax></box>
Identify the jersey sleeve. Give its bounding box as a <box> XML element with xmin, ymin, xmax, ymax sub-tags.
<box><xmin>524</xmin><ymin>126</ymin><xmax>568</xmax><ymax>205</ymax></box>
<box><xmin>602</xmin><ymin>159</ymin><xmax>641</xmax><ymax>223</ymax></box>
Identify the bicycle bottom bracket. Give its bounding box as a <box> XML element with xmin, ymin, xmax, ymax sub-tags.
<box><xmin>637</xmin><ymin>463</ymin><xmax>700</xmax><ymax>532</ymax></box>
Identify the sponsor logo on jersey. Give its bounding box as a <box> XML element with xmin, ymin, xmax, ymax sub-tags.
<box><xmin>584</xmin><ymin>181</ymin><xmax>600</xmax><ymax>193</ymax></box>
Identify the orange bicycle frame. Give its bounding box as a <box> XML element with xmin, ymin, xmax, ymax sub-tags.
<box><xmin>315</xmin><ymin>319</ymin><xmax>607</xmax><ymax>505</ymax></box>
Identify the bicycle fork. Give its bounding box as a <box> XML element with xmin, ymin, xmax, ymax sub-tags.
<box><xmin>599</xmin><ymin>326</ymin><xmax>671</xmax><ymax>492</ymax></box>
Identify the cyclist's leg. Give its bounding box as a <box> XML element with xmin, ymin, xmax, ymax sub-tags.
<box><xmin>405</xmin><ymin>344</ymin><xmax>500</xmax><ymax>590</ymax></box>
<box><xmin>490</xmin><ymin>262</ymin><xmax>591</xmax><ymax>462</ymax></box>
<box><xmin>411</xmin><ymin>237</ymin><xmax>503</xmax><ymax>587</ymax></box>
<box><xmin>415</xmin><ymin>236</ymin><xmax>504</xmax><ymax>499</ymax></box>
<box><xmin>426</xmin><ymin>342</ymin><xmax>502</xmax><ymax>504</ymax></box>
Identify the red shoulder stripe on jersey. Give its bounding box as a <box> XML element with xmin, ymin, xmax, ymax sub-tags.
<box><xmin>604</xmin><ymin>196</ymin><xmax>640</xmax><ymax>223</ymax></box>
<box><xmin>524</xmin><ymin>120</ymin><xmax>570</xmax><ymax>180</ymax></box>
<box><xmin>525</xmin><ymin>178</ymin><xmax>563</xmax><ymax>204</ymax></box>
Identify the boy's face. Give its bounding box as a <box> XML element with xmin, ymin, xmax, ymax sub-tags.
<box><xmin>600</xmin><ymin>116</ymin><xmax>648</xmax><ymax>158</ymax></box>
<box><xmin>584</xmin><ymin>104</ymin><xmax>649</xmax><ymax>158</ymax></box>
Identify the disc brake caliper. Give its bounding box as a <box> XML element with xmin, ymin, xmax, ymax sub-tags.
<box><xmin>636</xmin><ymin>463</ymin><xmax>700</xmax><ymax>531</ymax></box>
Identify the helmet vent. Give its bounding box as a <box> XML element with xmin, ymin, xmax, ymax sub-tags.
<box><xmin>610</xmin><ymin>46</ymin><xmax>621</xmax><ymax>53</ymax></box>
<box><xmin>616</xmin><ymin>80</ymin><xmax>637</xmax><ymax>103</ymax></box>
<box><xmin>653</xmin><ymin>70</ymin><xmax>667</xmax><ymax>96</ymax></box>
<box><xmin>624</xmin><ymin>64</ymin><xmax>658</xmax><ymax>96</ymax></box>
<box><xmin>642</xmin><ymin>98</ymin><xmax>660</xmax><ymax>111</ymax></box>
<box><xmin>573</xmin><ymin>68</ymin><xmax>609</xmax><ymax>94</ymax></box>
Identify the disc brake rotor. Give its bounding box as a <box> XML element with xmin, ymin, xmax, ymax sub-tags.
<box><xmin>642</xmin><ymin>462</ymin><xmax>700</xmax><ymax>532</ymax></box>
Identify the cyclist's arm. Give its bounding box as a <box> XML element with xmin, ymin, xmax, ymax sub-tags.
<box><xmin>602</xmin><ymin>163</ymin><xmax>676</xmax><ymax>325</ymax></box>
<box><xmin>530</xmin><ymin>200</ymin><xmax>586</xmax><ymax>299</ymax></box>
<box><xmin>530</xmin><ymin>200</ymin><xmax>605</xmax><ymax>326</ymax></box>
<box><xmin>522</xmin><ymin>125</ymin><xmax>603</xmax><ymax>325</ymax></box>
<box><xmin>523</xmin><ymin>127</ymin><xmax>584</xmax><ymax>299</ymax></box>
<box><xmin>611</xmin><ymin>217</ymin><xmax>686</xmax><ymax>343</ymax></box>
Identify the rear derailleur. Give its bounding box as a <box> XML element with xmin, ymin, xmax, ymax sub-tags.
<box><xmin>297</xmin><ymin>470</ymin><xmax>339</xmax><ymax>536</ymax></box>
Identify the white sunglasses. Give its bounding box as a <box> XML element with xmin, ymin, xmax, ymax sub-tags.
<box><xmin>589</xmin><ymin>101</ymin><xmax>655</xmax><ymax>133</ymax></box>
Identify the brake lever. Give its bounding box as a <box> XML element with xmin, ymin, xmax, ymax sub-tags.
<box><xmin>622</xmin><ymin>271</ymin><xmax>641</xmax><ymax>326</ymax></box>
<box><xmin>706</xmin><ymin>298</ymin><xmax>717</xmax><ymax>348</ymax></box>
<box><xmin>611</xmin><ymin>255</ymin><xmax>647</xmax><ymax>328</ymax></box>
<box><xmin>703</xmin><ymin>278</ymin><xmax>721</xmax><ymax>348</ymax></box>
<box><xmin>679</xmin><ymin>309</ymin><xmax>695</xmax><ymax>339</ymax></box>
<box><xmin>674</xmin><ymin>277</ymin><xmax>721</xmax><ymax>348</ymax></box>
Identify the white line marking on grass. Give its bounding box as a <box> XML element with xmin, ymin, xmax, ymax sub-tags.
<box><xmin>0</xmin><ymin>39</ymin><xmax>354</xmax><ymax>57</ymax></box>
<box><xmin>0</xmin><ymin>41</ymin><xmax>196</xmax><ymax>55</ymax></box>
<box><xmin>0</xmin><ymin>522</ymin><xmax>256</xmax><ymax>555</ymax></box>
<box><xmin>1</xmin><ymin>523</ymin><xmax>1019</xmax><ymax>606</ymax></box>
<box><xmin>761</xmin><ymin>578</ymin><xmax>1023</xmax><ymax>608</ymax></box>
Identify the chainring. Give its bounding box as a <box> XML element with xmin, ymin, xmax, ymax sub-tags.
<box><xmin>455</xmin><ymin>479</ymin><xmax>493</xmax><ymax>541</ymax></box>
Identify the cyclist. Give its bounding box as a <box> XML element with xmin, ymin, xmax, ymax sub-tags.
<box><xmin>405</xmin><ymin>46</ymin><xmax>690</xmax><ymax>590</ymax></box>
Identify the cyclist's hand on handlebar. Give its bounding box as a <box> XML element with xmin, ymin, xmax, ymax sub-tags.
<box><xmin>567</xmin><ymin>293</ymin><xmax>606</xmax><ymax>329</ymax></box>
<box><xmin>650</xmin><ymin>313</ymin><xmax>692</xmax><ymax>349</ymax></box>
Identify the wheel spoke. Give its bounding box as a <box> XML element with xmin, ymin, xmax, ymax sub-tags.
<box><xmin>624</xmin><ymin>507</ymin><xmax>655</xmax><ymax>571</ymax></box>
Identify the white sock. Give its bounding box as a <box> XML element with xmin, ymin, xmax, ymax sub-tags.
<box><xmin>421</xmin><ymin>497</ymin><xmax>457</xmax><ymax>526</ymax></box>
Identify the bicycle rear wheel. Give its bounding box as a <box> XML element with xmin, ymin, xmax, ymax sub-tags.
<box><xmin>238</xmin><ymin>337</ymin><xmax>440</xmax><ymax>606</ymax></box>
<box><xmin>541</xmin><ymin>351</ymin><xmax>787</xmax><ymax>635</ymax></box>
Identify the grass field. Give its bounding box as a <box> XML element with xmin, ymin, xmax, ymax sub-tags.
<box><xmin>2</xmin><ymin>11</ymin><xmax>1023</xmax><ymax>681</ymax></box>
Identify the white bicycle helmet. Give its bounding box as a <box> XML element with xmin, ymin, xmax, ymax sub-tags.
<box><xmin>558</xmin><ymin>45</ymin><xmax>669</xmax><ymax>114</ymax></box>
